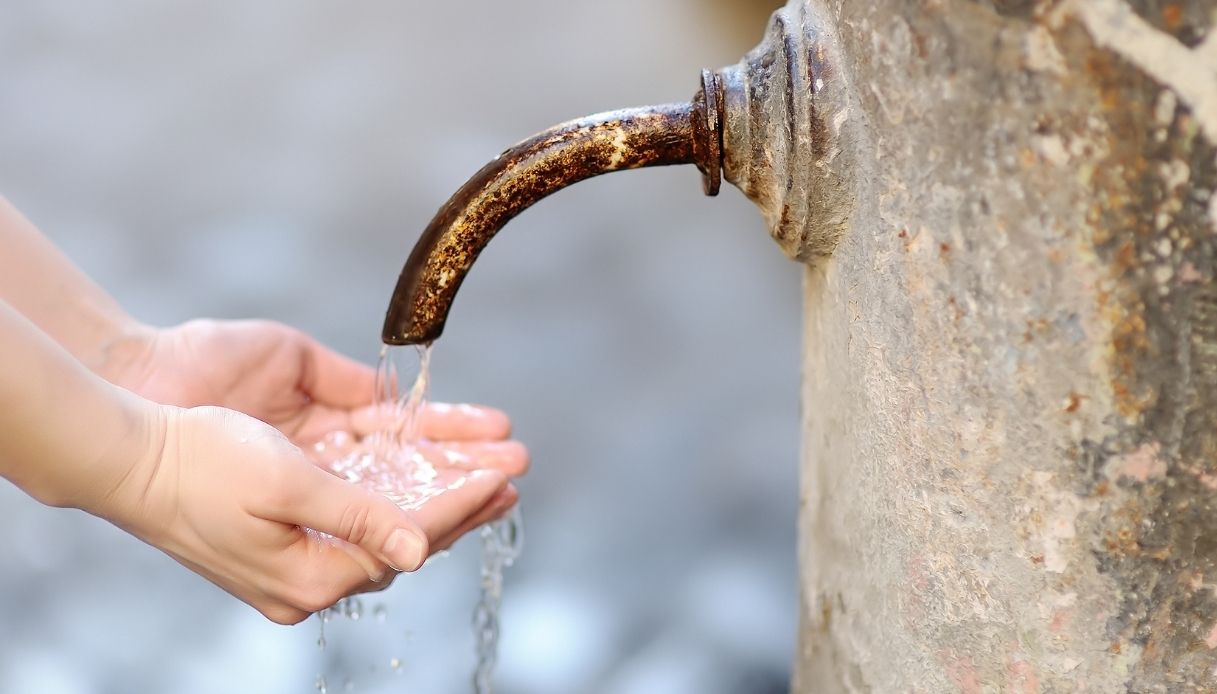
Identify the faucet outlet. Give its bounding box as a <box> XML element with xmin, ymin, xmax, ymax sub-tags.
<box><xmin>382</xmin><ymin>0</ymin><xmax>854</xmax><ymax>346</ymax></box>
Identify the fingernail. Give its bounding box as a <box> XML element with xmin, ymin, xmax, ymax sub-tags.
<box><xmin>382</xmin><ymin>528</ymin><xmax>426</xmax><ymax>572</ymax></box>
<box><xmin>368</xmin><ymin>567</ymin><xmax>386</xmax><ymax>583</ymax></box>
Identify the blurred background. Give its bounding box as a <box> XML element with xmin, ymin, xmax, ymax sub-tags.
<box><xmin>0</xmin><ymin>1</ymin><xmax>797</xmax><ymax>692</ymax></box>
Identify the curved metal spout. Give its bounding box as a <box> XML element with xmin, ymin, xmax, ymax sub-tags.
<box><xmin>382</xmin><ymin>101</ymin><xmax>719</xmax><ymax>345</ymax></box>
<box><xmin>382</xmin><ymin>2</ymin><xmax>857</xmax><ymax>345</ymax></box>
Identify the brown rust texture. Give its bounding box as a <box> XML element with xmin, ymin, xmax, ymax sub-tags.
<box><xmin>1058</xmin><ymin>10</ymin><xmax>1217</xmax><ymax>687</ymax></box>
<box><xmin>971</xmin><ymin>0</ymin><xmax>1215</xmax><ymax>44</ymax></box>
<box><xmin>1124</xmin><ymin>0</ymin><xmax>1213</xmax><ymax>45</ymax></box>
<box><xmin>382</xmin><ymin>104</ymin><xmax>699</xmax><ymax>345</ymax></box>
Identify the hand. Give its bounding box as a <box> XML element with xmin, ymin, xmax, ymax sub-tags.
<box><xmin>103</xmin><ymin>320</ymin><xmax>531</xmax><ymax>482</ymax></box>
<box><xmin>0</xmin><ymin>203</ymin><xmax>530</xmax><ymax>623</ymax></box>
<box><xmin>103</xmin><ymin>319</ymin><xmax>380</xmax><ymax>446</ymax></box>
<box><xmin>92</xmin><ymin>405</ymin><xmax>517</xmax><ymax>626</ymax></box>
<box><xmin>98</xmin><ymin>318</ymin><xmax>530</xmax><ymax>604</ymax></box>
<box><xmin>109</xmin><ymin>317</ymin><xmax>529</xmax><ymax>479</ymax></box>
<box><xmin>307</xmin><ymin>402</ymin><xmax>530</xmax><ymax>536</ymax></box>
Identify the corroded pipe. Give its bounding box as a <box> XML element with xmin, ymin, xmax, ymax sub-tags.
<box><xmin>382</xmin><ymin>3</ymin><xmax>855</xmax><ymax>345</ymax></box>
<box><xmin>382</xmin><ymin>100</ymin><xmax>721</xmax><ymax>345</ymax></box>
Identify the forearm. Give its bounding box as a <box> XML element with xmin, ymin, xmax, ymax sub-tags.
<box><xmin>0</xmin><ymin>196</ymin><xmax>150</xmax><ymax>377</ymax></box>
<box><xmin>0</xmin><ymin>299</ymin><xmax>162</xmax><ymax>513</ymax></box>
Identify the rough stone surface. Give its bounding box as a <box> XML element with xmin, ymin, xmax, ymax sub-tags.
<box><xmin>791</xmin><ymin>0</ymin><xmax>1217</xmax><ymax>691</ymax></box>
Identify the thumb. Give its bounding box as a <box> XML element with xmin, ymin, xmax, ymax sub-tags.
<box><xmin>265</xmin><ymin>463</ymin><xmax>509</xmax><ymax>572</ymax></box>
<box><xmin>268</xmin><ymin>464</ymin><xmax>430</xmax><ymax>572</ymax></box>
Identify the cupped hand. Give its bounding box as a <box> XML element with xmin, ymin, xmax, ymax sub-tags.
<box><xmin>104</xmin><ymin>319</ymin><xmax>381</xmax><ymax>445</ymax></box>
<box><xmin>94</xmin><ymin>405</ymin><xmax>517</xmax><ymax>626</ymax></box>
<box><xmin>103</xmin><ymin>320</ymin><xmax>529</xmax><ymax>480</ymax></box>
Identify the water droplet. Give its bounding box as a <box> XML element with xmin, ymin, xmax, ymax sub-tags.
<box><xmin>390</xmin><ymin>657</ymin><xmax>402</xmax><ymax>672</ymax></box>
<box><xmin>373</xmin><ymin>604</ymin><xmax>388</xmax><ymax>622</ymax></box>
<box><xmin>315</xmin><ymin>675</ymin><xmax>328</xmax><ymax>693</ymax></box>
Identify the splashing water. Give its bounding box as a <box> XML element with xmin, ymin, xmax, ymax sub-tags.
<box><xmin>311</xmin><ymin>344</ymin><xmax>522</xmax><ymax>692</ymax></box>
<box><xmin>321</xmin><ymin>345</ymin><xmax>442</xmax><ymax>510</ymax></box>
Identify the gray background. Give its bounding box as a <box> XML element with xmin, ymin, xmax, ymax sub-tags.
<box><xmin>0</xmin><ymin>1</ymin><xmax>797</xmax><ymax>692</ymax></box>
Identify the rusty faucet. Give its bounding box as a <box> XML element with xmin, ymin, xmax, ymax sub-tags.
<box><xmin>382</xmin><ymin>1</ymin><xmax>857</xmax><ymax>346</ymax></box>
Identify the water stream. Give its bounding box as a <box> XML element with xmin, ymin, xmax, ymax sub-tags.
<box><xmin>310</xmin><ymin>345</ymin><xmax>521</xmax><ymax>692</ymax></box>
<box><xmin>473</xmin><ymin>507</ymin><xmax>524</xmax><ymax>693</ymax></box>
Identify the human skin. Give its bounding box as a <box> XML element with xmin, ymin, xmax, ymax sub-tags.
<box><xmin>0</xmin><ymin>196</ymin><xmax>528</xmax><ymax>624</ymax></box>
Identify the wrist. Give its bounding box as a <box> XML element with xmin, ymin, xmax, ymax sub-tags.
<box><xmin>68</xmin><ymin>393</ymin><xmax>173</xmax><ymax>526</ymax></box>
<box><xmin>0</xmin><ymin>300</ymin><xmax>170</xmax><ymax>521</ymax></box>
<box><xmin>40</xmin><ymin>283</ymin><xmax>150</xmax><ymax>376</ymax></box>
<box><xmin>90</xmin><ymin>319</ymin><xmax>160</xmax><ymax>392</ymax></box>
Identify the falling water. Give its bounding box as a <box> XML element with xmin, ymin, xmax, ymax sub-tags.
<box><xmin>473</xmin><ymin>507</ymin><xmax>524</xmax><ymax>694</ymax></box>
<box><xmin>311</xmin><ymin>344</ymin><xmax>522</xmax><ymax>692</ymax></box>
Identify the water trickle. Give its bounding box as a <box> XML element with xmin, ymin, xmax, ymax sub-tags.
<box><xmin>321</xmin><ymin>345</ymin><xmax>438</xmax><ymax>510</ymax></box>
<box><xmin>312</xmin><ymin>344</ymin><xmax>521</xmax><ymax>692</ymax></box>
<box><xmin>473</xmin><ymin>507</ymin><xmax>524</xmax><ymax>694</ymax></box>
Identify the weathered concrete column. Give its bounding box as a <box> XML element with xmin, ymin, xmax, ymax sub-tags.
<box><xmin>791</xmin><ymin>1</ymin><xmax>1217</xmax><ymax>690</ymax></box>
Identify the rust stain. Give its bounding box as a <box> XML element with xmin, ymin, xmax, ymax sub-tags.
<box><xmin>1019</xmin><ymin>147</ymin><xmax>1037</xmax><ymax>169</ymax></box>
<box><xmin>1023</xmin><ymin>317</ymin><xmax>1052</xmax><ymax>343</ymax></box>
<box><xmin>1103</xmin><ymin>523</ymin><xmax>1140</xmax><ymax>555</ymax></box>
<box><xmin>1162</xmin><ymin>5</ymin><xmax>1183</xmax><ymax>31</ymax></box>
<box><xmin>911</xmin><ymin>27</ymin><xmax>930</xmax><ymax>60</ymax></box>
<box><xmin>947</xmin><ymin>296</ymin><xmax>966</xmax><ymax>322</ymax></box>
<box><xmin>1063</xmin><ymin>392</ymin><xmax>1086</xmax><ymax>413</ymax></box>
<box><xmin>1071</xmin><ymin>20</ymin><xmax>1217</xmax><ymax>681</ymax></box>
<box><xmin>382</xmin><ymin>103</ymin><xmax>708</xmax><ymax>344</ymax></box>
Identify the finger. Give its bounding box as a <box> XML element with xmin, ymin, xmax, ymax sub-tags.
<box><xmin>299</xmin><ymin>336</ymin><xmax>378</xmax><ymax>409</ymax></box>
<box><xmin>483</xmin><ymin>486</ymin><xmax>519</xmax><ymax>523</ymax></box>
<box><xmin>265</xmin><ymin>463</ymin><xmax>507</xmax><ymax>573</ymax></box>
<box><xmin>262</xmin><ymin>463</ymin><xmax>429</xmax><ymax>572</ymax></box>
<box><xmin>315</xmin><ymin>531</ymin><xmax>391</xmax><ymax>583</ymax></box>
<box><xmin>349</xmin><ymin>402</ymin><xmax>512</xmax><ymax>442</ymax></box>
<box><xmin>288</xmin><ymin>403</ymin><xmax>357</xmax><ymax>447</ymax></box>
<box><xmin>273</xmin><ymin>529</ymin><xmax>396</xmax><ymax>613</ymax></box>
<box><xmin>348</xmin><ymin>403</ymin><xmax>409</xmax><ymax>438</ymax></box>
<box><xmin>431</xmin><ymin>485</ymin><xmax>519</xmax><ymax>554</ymax></box>
<box><xmin>433</xmin><ymin>486</ymin><xmax>517</xmax><ymax>552</ymax></box>
<box><xmin>159</xmin><ymin>540</ymin><xmax>314</xmax><ymax>625</ymax></box>
<box><xmin>398</xmin><ymin>469</ymin><xmax>509</xmax><ymax>542</ymax></box>
<box><xmin>350</xmin><ymin>574</ymin><xmax>397</xmax><ymax>596</ymax></box>
<box><xmin>421</xmin><ymin>403</ymin><xmax>512</xmax><ymax>441</ymax></box>
<box><xmin>417</xmin><ymin>440</ymin><xmax>530</xmax><ymax>478</ymax></box>
<box><xmin>304</xmin><ymin>429</ymin><xmax>359</xmax><ymax>466</ymax></box>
